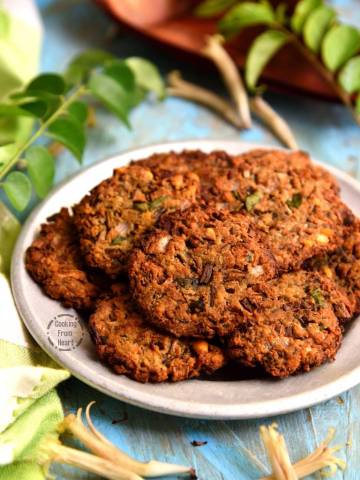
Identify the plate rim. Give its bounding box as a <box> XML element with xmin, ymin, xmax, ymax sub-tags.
<box><xmin>11</xmin><ymin>139</ymin><xmax>360</xmax><ymax>420</ymax></box>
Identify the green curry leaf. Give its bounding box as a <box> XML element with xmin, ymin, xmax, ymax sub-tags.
<box><xmin>88</xmin><ymin>72</ymin><xmax>134</xmax><ymax>128</ymax></box>
<box><xmin>0</xmin><ymin>202</ymin><xmax>20</xmax><ymax>275</ymax></box>
<box><xmin>64</xmin><ymin>49</ymin><xmax>115</xmax><ymax>86</ymax></box>
<box><xmin>26</xmin><ymin>146</ymin><xmax>55</xmax><ymax>199</ymax></box>
<box><xmin>290</xmin><ymin>0</ymin><xmax>322</xmax><ymax>34</ymax></box>
<box><xmin>67</xmin><ymin>100</ymin><xmax>88</xmax><ymax>125</ymax></box>
<box><xmin>245</xmin><ymin>30</ymin><xmax>289</xmax><ymax>90</ymax></box>
<box><xmin>125</xmin><ymin>57</ymin><xmax>165</xmax><ymax>99</ymax></box>
<box><xmin>195</xmin><ymin>0</ymin><xmax>238</xmax><ymax>17</ymax></box>
<box><xmin>2</xmin><ymin>171</ymin><xmax>32</xmax><ymax>211</ymax></box>
<box><xmin>338</xmin><ymin>55</ymin><xmax>360</xmax><ymax>93</ymax></box>
<box><xmin>47</xmin><ymin>116</ymin><xmax>86</xmax><ymax>162</ymax></box>
<box><xmin>26</xmin><ymin>74</ymin><xmax>66</xmax><ymax>96</ymax></box>
<box><xmin>219</xmin><ymin>2</ymin><xmax>275</xmax><ymax>37</ymax></box>
<box><xmin>322</xmin><ymin>25</ymin><xmax>360</xmax><ymax>72</ymax></box>
<box><xmin>303</xmin><ymin>5</ymin><xmax>336</xmax><ymax>53</ymax></box>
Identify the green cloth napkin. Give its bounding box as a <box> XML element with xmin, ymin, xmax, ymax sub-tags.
<box><xmin>0</xmin><ymin>275</ymin><xmax>70</xmax><ymax>478</ymax></box>
<box><xmin>0</xmin><ymin>0</ymin><xmax>42</xmax><ymax>146</ymax></box>
<box><xmin>0</xmin><ymin>3</ymin><xmax>71</xmax><ymax>478</ymax></box>
<box><xmin>0</xmin><ymin>314</ymin><xmax>70</xmax><ymax>478</ymax></box>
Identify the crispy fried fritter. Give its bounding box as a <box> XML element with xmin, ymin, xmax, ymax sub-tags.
<box><xmin>305</xmin><ymin>221</ymin><xmax>360</xmax><ymax>317</ymax></box>
<box><xmin>130</xmin><ymin>205</ymin><xmax>277</xmax><ymax>338</ymax></box>
<box><xmin>25</xmin><ymin>208</ymin><xmax>108</xmax><ymax>310</ymax></box>
<box><xmin>221</xmin><ymin>150</ymin><xmax>354</xmax><ymax>271</ymax></box>
<box><xmin>135</xmin><ymin>149</ymin><xmax>234</xmax><ymax>199</ymax></box>
<box><xmin>73</xmin><ymin>164</ymin><xmax>200</xmax><ymax>277</ymax></box>
<box><xmin>134</xmin><ymin>149</ymin><xmax>209</xmax><ymax>173</ymax></box>
<box><xmin>225</xmin><ymin>271</ymin><xmax>353</xmax><ymax>378</ymax></box>
<box><xmin>136</xmin><ymin>149</ymin><xmax>354</xmax><ymax>271</ymax></box>
<box><xmin>89</xmin><ymin>284</ymin><xmax>226</xmax><ymax>383</ymax></box>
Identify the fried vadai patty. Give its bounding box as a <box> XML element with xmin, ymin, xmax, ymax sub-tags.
<box><xmin>73</xmin><ymin>164</ymin><xmax>200</xmax><ymax>277</ymax></box>
<box><xmin>305</xmin><ymin>222</ymin><xmax>360</xmax><ymax>317</ymax></box>
<box><xmin>88</xmin><ymin>284</ymin><xmax>226</xmax><ymax>383</ymax></box>
<box><xmin>25</xmin><ymin>208</ymin><xmax>108</xmax><ymax>310</ymax></box>
<box><xmin>129</xmin><ymin>205</ymin><xmax>277</xmax><ymax>339</ymax></box>
<box><xmin>225</xmin><ymin>271</ymin><xmax>353</xmax><ymax>378</ymax></box>
<box><xmin>135</xmin><ymin>149</ymin><xmax>354</xmax><ymax>271</ymax></box>
<box><xmin>221</xmin><ymin>149</ymin><xmax>355</xmax><ymax>271</ymax></box>
<box><xmin>134</xmin><ymin>149</ymin><xmax>235</xmax><ymax>198</ymax></box>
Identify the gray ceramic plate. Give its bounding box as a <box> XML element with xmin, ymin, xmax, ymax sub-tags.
<box><xmin>11</xmin><ymin>140</ymin><xmax>360</xmax><ymax>419</ymax></box>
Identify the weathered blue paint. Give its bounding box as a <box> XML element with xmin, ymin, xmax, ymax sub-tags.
<box><xmin>35</xmin><ymin>1</ymin><xmax>360</xmax><ymax>478</ymax></box>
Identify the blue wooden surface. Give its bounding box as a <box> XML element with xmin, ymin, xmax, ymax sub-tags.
<box><xmin>36</xmin><ymin>1</ymin><xmax>360</xmax><ymax>478</ymax></box>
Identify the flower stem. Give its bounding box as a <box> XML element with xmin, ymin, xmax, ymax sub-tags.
<box><xmin>250</xmin><ymin>96</ymin><xmax>298</xmax><ymax>149</ymax></box>
<box><xmin>167</xmin><ymin>71</ymin><xmax>244</xmax><ymax>128</ymax></box>
<box><xmin>260</xmin><ymin>424</ymin><xmax>298</xmax><ymax>480</ymax></box>
<box><xmin>42</xmin><ymin>439</ymin><xmax>143</xmax><ymax>480</ymax></box>
<box><xmin>0</xmin><ymin>84</ymin><xmax>88</xmax><ymax>180</ymax></box>
<box><xmin>259</xmin><ymin>426</ymin><xmax>345</xmax><ymax>480</ymax></box>
<box><xmin>61</xmin><ymin>406</ymin><xmax>194</xmax><ymax>478</ymax></box>
<box><xmin>203</xmin><ymin>34</ymin><xmax>252</xmax><ymax>128</ymax></box>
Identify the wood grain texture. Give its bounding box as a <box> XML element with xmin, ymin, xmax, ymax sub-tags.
<box><xmin>36</xmin><ymin>0</ymin><xmax>360</xmax><ymax>478</ymax></box>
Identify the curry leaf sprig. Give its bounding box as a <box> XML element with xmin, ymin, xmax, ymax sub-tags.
<box><xmin>195</xmin><ymin>0</ymin><xmax>360</xmax><ymax>124</ymax></box>
<box><xmin>0</xmin><ymin>50</ymin><xmax>164</xmax><ymax>211</ymax></box>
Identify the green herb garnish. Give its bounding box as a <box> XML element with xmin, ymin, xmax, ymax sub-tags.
<box><xmin>245</xmin><ymin>191</ymin><xmax>261</xmax><ymax>212</ymax></box>
<box><xmin>133</xmin><ymin>196</ymin><xmax>169</xmax><ymax>212</ymax></box>
<box><xmin>311</xmin><ymin>289</ymin><xmax>325</xmax><ymax>307</ymax></box>
<box><xmin>133</xmin><ymin>202</ymin><xmax>149</xmax><ymax>212</ymax></box>
<box><xmin>149</xmin><ymin>195</ymin><xmax>169</xmax><ymax>210</ymax></box>
<box><xmin>111</xmin><ymin>236</ymin><xmax>127</xmax><ymax>245</ymax></box>
<box><xmin>286</xmin><ymin>192</ymin><xmax>303</xmax><ymax>209</ymax></box>
<box><xmin>246</xmin><ymin>252</ymin><xmax>254</xmax><ymax>262</ymax></box>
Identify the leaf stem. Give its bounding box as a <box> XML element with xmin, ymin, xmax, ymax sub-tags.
<box><xmin>250</xmin><ymin>96</ymin><xmax>298</xmax><ymax>149</ymax></box>
<box><xmin>167</xmin><ymin>70</ymin><xmax>245</xmax><ymax>128</ymax></box>
<box><xmin>0</xmin><ymin>85</ymin><xmax>88</xmax><ymax>180</ymax></box>
<box><xmin>203</xmin><ymin>34</ymin><xmax>252</xmax><ymax>128</ymax></box>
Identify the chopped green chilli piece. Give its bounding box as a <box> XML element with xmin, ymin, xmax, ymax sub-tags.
<box><xmin>149</xmin><ymin>195</ymin><xmax>169</xmax><ymax>210</ymax></box>
<box><xmin>286</xmin><ymin>192</ymin><xmax>303</xmax><ymax>209</ymax></box>
<box><xmin>246</xmin><ymin>252</ymin><xmax>254</xmax><ymax>262</ymax></box>
<box><xmin>311</xmin><ymin>288</ymin><xmax>325</xmax><ymax>307</ymax></box>
<box><xmin>245</xmin><ymin>191</ymin><xmax>261</xmax><ymax>212</ymax></box>
<box><xmin>133</xmin><ymin>202</ymin><xmax>148</xmax><ymax>212</ymax></box>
